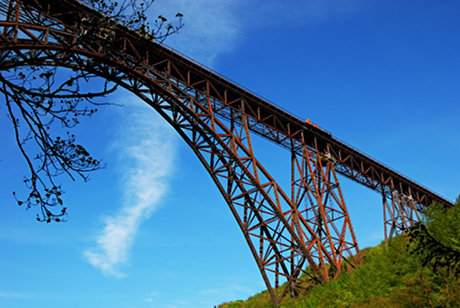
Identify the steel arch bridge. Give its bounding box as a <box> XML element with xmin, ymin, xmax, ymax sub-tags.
<box><xmin>0</xmin><ymin>0</ymin><xmax>453</xmax><ymax>305</ymax></box>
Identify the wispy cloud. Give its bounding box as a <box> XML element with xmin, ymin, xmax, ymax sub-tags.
<box><xmin>152</xmin><ymin>0</ymin><xmax>242</xmax><ymax>66</ymax></box>
<box><xmin>84</xmin><ymin>99</ymin><xmax>176</xmax><ymax>277</ymax></box>
<box><xmin>83</xmin><ymin>0</ymin><xmax>368</xmax><ymax>281</ymax></box>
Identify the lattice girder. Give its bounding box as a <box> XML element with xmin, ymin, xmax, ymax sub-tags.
<box><xmin>291</xmin><ymin>144</ymin><xmax>360</xmax><ymax>280</ymax></box>
<box><xmin>0</xmin><ymin>1</ymin><xmax>447</xmax><ymax>306</ymax></box>
<box><xmin>382</xmin><ymin>181</ymin><xmax>421</xmax><ymax>240</ymax></box>
<box><xmin>0</xmin><ymin>2</ymin><xmax>334</xmax><ymax>304</ymax></box>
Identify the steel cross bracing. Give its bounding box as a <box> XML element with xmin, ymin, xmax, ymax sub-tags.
<box><xmin>0</xmin><ymin>0</ymin><xmax>354</xmax><ymax>304</ymax></box>
<box><xmin>0</xmin><ymin>0</ymin><xmax>453</xmax><ymax>305</ymax></box>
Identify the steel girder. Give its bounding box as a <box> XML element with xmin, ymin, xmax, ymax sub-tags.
<box><xmin>381</xmin><ymin>181</ymin><xmax>421</xmax><ymax>240</ymax></box>
<box><xmin>291</xmin><ymin>144</ymin><xmax>360</xmax><ymax>281</ymax></box>
<box><xmin>11</xmin><ymin>0</ymin><xmax>453</xmax><ymax>211</ymax></box>
<box><xmin>0</xmin><ymin>0</ymin><xmax>450</xmax><ymax>305</ymax></box>
<box><xmin>13</xmin><ymin>0</ymin><xmax>453</xmax><ymax>213</ymax></box>
<box><xmin>0</xmin><ymin>1</ymin><xmax>358</xmax><ymax>304</ymax></box>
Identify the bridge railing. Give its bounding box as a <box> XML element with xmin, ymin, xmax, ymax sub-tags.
<box><xmin>156</xmin><ymin>41</ymin><xmax>450</xmax><ymax>205</ymax></box>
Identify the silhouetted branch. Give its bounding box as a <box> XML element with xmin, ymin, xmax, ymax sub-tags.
<box><xmin>1</xmin><ymin>67</ymin><xmax>106</xmax><ymax>222</ymax></box>
<box><xmin>0</xmin><ymin>0</ymin><xmax>183</xmax><ymax>222</ymax></box>
<box><xmin>80</xmin><ymin>0</ymin><xmax>183</xmax><ymax>43</ymax></box>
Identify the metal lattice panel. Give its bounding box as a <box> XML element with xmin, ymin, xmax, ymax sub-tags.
<box><xmin>0</xmin><ymin>0</ymin><xmax>454</xmax><ymax>305</ymax></box>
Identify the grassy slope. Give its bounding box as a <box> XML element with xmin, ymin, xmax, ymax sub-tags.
<box><xmin>219</xmin><ymin>236</ymin><xmax>460</xmax><ymax>307</ymax></box>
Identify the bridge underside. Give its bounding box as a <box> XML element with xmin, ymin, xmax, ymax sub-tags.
<box><xmin>0</xmin><ymin>0</ymin><xmax>453</xmax><ymax>306</ymax></box>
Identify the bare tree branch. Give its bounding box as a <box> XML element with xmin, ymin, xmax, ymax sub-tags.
<box><xmin>0</xmin><ymin>0</ymin><xmax>183</xmax><ymax>222</ymax></box>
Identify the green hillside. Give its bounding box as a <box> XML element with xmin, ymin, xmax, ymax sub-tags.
<box><xmin>218</xmin><ymin>198</ymin><xmax>460</xmax><ymax>308</ymax></box>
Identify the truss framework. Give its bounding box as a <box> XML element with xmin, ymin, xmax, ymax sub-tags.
<box><xmin>0</xmin><ymin>0</ymin><xmax>453</xmax><ymax>305</ymax></box>
<box><xmin>291</xmin><ymin>145</ymin><xmax>360</xmax><ymax>281</ymax></box>
<box><xmin>382</xmin><ymin>181</ymin><xmax>421</xmax><ymax>240</ymax></box>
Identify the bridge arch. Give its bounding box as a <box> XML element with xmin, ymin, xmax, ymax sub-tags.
<box><xmin>6</xmin><ymin>0</ymin><xmax>455</xmax><ymax>305</ymax></box>
<box><xmin>0</xmin><ymin>2</ymin><xmax>361</xmax><ymax>304</ymax></box>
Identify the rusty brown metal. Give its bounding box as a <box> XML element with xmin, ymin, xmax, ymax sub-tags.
<box><xmin>0</xmin><ymin>0</ymin><xmax>454</xmax><ymax>305</ymax></box>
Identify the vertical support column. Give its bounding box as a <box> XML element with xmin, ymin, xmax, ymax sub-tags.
<box><xmin>382</xmin><ymin>190</ymin><xmax>393</xmax><ymax>241</ymax></box>
<box><xmin>382</xmin><ymin>180</ymin><xmax>421</xmax><ymax>240</ymax></box>
<box><xmin>406</xmin><ymin>187</ymin><xmax>421</xmax><ymax>223</ymax></box>
<box><xmin>291</xmin><ymin>143</ymin><xmax>360</xmax><ymax>282</ymax></box>
<box><xmin>289</xmin><ymin>150</ymin><xmax>297</xmax><ymax>294</ymax></box>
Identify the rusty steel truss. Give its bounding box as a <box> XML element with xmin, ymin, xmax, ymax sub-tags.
<box><xmin>0</xmin><ymin>0</ymin><xmax>454</xmax><ymax>305</ymax></box>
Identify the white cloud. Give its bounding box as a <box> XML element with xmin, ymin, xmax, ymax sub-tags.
<box><xmin>82</xmin><ymin>0</ymin><xmax>369</xmax><ymax>280</ymax></box>
<box><xmin>152</xmin><ymin>0</ymin><xmax>242</xmax><ymax>66</ymax></box>
<box><xmin>84</xmin><ymin>99</ymin><xmax>177</xmax><ymax>277</ymax></box>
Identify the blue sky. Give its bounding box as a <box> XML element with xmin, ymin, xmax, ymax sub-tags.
<box><xmin>1</xmin><ymin>0</ymin><xmax>459</xmax><ymax>307</ymax></box>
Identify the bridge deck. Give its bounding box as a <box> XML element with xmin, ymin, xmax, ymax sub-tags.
<box><xmin>22</xmin><ymin>0</ymin><xmax>453</xmax><ymax>208</ymax></box>
<box><xmin>153</xmin><ymin>42</ymin><xmax>451</xmax><ymax>207</ymax></box>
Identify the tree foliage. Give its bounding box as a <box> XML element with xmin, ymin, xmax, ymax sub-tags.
<box><xmin>218</xmin><ymin>197</ymin><xmax>460</xmax><ymax>308</ymax></box>
<box><xmin>406</xmin><ymin>198</ymin><xmax>460</xmax><ymax>276</ymax></box>
<box><xmin>0</xmin><ymin>0</ymin><xmax>183</xmax><ymax>222</ymax></box>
